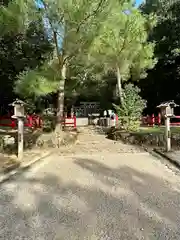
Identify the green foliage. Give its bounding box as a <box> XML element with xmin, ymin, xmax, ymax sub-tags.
<box><xmin>42</xmin><ymin>114</ymin><xmax>56</xmax><ymax>132</ymax></box>
<box><xmin>15</xmin><ymin>62</ymin><xmax>59</xmax><ymax>98</ymax></box>
<box><xmin>141</xmin><ymin>0</ymin><xmax>180</xmax><ymax>63</ymax></box>
<box><xmin>114</xmin><ymin>84</ymin><xmax>146</xmax><ymax>131</ymax></box>
<box><xmin>87</xmin><ymin>3</ymin><xmax>157</xmax><ymax>104</ymax></box>
<box><xmin>0</xmin><ymin>0</ymin><xmax>37</xmax><ymax>35</ymax></box>
<box><xmin>0</xmin><ymin>5</ymin><xmax>53</xmax><ymax>105</ymax></box>
<box><xmin>0</xmin><ymin>0</ymin><xmax>157</xmax><ymax>115</ymax></box>
<box><xmin>24</xmin><ymin>99</ymin><xmax>36</xmax><ymax>114</ymax></box>
<box><xmin>6</xmin><ymin>0</ymin><xmax>114</xmax><ymax>101</ymax></box>
<box><xmin>90</xmin><ymin>4</ymin><xmax>156</xmax><ymax>80</ymax></box>
<box><xmin>138</xmin><ymin>0</ymin><xmax>180</xmax><ymax>110</ymax></box>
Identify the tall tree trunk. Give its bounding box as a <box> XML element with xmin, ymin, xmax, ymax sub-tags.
<box><xmin>54</xmin><ymin>63</ymin><xmax>66</xmax><ymax>147</ymax></box>
<box><xmin>116</xmin><ymin>65</ymin><xmax>123</xmax><ymax>104</ymax></box>
<box><xmin>52</xmin><ymin>30</ymin><xmax>66</xmax><ymax>133</ymax></box>
<box><xmin>57</xmin><ymin>63</ymin><xmax>66</xmax><ymax>126</ymax></box>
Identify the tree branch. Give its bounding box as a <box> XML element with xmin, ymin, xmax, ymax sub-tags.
<box><xmin>40</xmin><ymin>0</ymin><xmax>64</xmax><ymax>29</ymax></box>
<box><xmin>76</xmin><ymin>0</ymin><xmax>106</xmax><ymax>33</ymax></box>
<box><xmin>41</xmin><ymin>0</ymin><xmax>64</xmax><ymax>66</ymax></box>
<box><xmin>118</xmin><ymin>19</ymin><xmax>130</xmax><ymax>55</ymax></box>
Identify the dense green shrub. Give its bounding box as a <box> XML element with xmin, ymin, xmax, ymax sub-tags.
<box><xmin>114</xmin><ymin>84</ymin><xmax>146</xmax><ymax>131</ymax></box>
<box><xmin>42</xmin><ymin>111</ymin><xmax>56</xmax><ymax>132</ymax></box>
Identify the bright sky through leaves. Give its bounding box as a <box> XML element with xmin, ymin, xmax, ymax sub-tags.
<box><xmin>136</xmin><ymin>0</ymin><xmax>143</xmax><ymax>6</ymax></box>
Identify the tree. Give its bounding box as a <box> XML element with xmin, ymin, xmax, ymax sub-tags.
<box><xmin>139</xmin><ymin>0</ymin><xmax>180</xmax><ymax>112</ymax></box>
<box><xmin>114</xmin><ymin>83</ymin><xmax>146</xmax><ymax>131</ymax></box>
<box><xmin>0</xmin><ymin>2</ymin><xmax>53</xmax><ymax>112</ymax></box>
<box><xmin>90</xmin><ymin>3</ymin><xmax>156</xmax><ymax>103</ymax></box>
<box><xmin>5</xmin><ymin>0</ymin><xmax>116</xmax><ymax>129</ymax></box>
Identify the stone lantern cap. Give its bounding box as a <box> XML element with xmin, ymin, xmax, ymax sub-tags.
<box><xmin>9</xmin><ymin>99</ymin><xmax>27</xmax><ymax>119</ymax></box>
<box><xmin>157</xmin><ymin>100</ymin><xmax>179</xmax><ymax>108</ymax></box>
<box><xmin>9</xmin><ymin>99</ymin><xmax>26</xmax><ymax>107</ymax></box>
<box><xmin>157</xmin><ymin>100</ymin><xmax>179</xmax><ymax>118</ymax></box>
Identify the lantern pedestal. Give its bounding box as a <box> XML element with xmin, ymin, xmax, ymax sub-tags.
<box><xmin>12</xmin><ymin>115</ymin><xmax>24</xmax><ymax>161</ymax></box>
<box><xmin>165</xmin><ymin>117</ymin><xmax>171</xmax><ymax>152</ymax></box>
<box><xmin>17</xmin><ymin>117</ymin><xmax>24</xmax><ymax>161</ymax></box>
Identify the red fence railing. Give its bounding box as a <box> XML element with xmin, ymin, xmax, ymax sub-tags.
<box><xmin>169</xmin><ymin>116</ymin><xmax>180</xmax><ymax>126</ymax></box>
<box><xmin>141</xmin><ymin>114</ymin><xmax>180</xmax><ymax>126</ymax></box>
<box><xmin>62</xmin><ymin>116</ymin><xmax>76</xmax><ymax>128</ymax></box>
<box><xmin>0</xmin><ymin>115</ymin><xmax>77</xmax><ymax>129</ymax></box>
<box><xmin>1</xmin><ymin>113</ymin><xmax>180</xmax><ymax>129</ymax></box>
<box><xmin>0</xmin><ymin>115</ymin><xmax>43</xmax><ymax>129</ymax></box>
<box><xmin>141</xmin><ymin>114</ymin><xmax>161</xmax><ymax>126</ymax></box>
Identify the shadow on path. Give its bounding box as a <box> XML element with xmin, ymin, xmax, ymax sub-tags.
<box><xmin>0</xmin><ymin>157</ymin><xmax>180</xmax><ymax>239</ymax></box>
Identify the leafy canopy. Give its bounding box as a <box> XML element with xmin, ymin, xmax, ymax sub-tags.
<box><xmin>10</xmin><ymin>0</ymin><xmax>116</xmax><ymax>98</ymax></box>
<box><xmin>139</xmin><ymin>0</ymin><xmax>180</xmax><ymax>109</ymax></box>
<box><xmin>90</xmin><ymin>3</ymin><xmax>157</xmax><ymax>81</ymax></box>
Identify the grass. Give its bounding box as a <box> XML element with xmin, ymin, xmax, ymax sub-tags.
<box><xmin>138</xmin><ymin>126</ymin><xmax>180</xmax><ymax>134</ymax></box>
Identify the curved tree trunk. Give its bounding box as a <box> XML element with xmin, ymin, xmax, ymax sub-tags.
<box><xmin>116</xmin><ymin>65</ymin><xmax>123</xmax><ymax>104</ymax></box>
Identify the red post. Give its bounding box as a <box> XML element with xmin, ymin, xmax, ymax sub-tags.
<box><xmin>11</xmin><ymin>119</ymin><xmax>16</xmax><ymax>128</ymax></box>
<box><xmin>158</xmin><ymin>113</ymin><xmax>161</xmax><ymax>126</ymax></box>
<box><xmin>31</xmin><ymin>115</ymin><xmax>35</xmax><ymax>128</ymax></box>
<box><xmin>28</xmin><ymin>115</ymin><xmax>33</xmax><ymax>128</ymax></box>
<box><xmin>152</xmin><ymin>114</ymin><xmax>155</xmax><ymax>127</ymax></box>
<box><xmin>74</xmin><ymin>116</ymin><xmax>76</xmax><ymax>128</ymax></box>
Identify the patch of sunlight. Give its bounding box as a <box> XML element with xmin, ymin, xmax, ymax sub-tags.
<box><xmin>132</xmin><ymin>175</ymin><xmax>145</xmax><ymax>184</ymax></box>
<box><xmin>13</xmin><ymin>189</ymin><xmax>36</xmax><ymax>211</ymax></box>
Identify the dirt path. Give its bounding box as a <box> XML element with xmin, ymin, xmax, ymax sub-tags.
<box><xmin>1</xmin><ymin>132</ymin><xmax>180</xmax><ymax>239</ymax></box>
<box><xmin>60</xmin><ymin>126</ymin><xmax>143</xmax><ymax>155</ymax></box>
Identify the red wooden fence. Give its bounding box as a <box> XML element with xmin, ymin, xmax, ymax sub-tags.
<box><xmin>0</xmin><ymin>115</ymin><xmax>43</xmax><ymax>129</ymax></box>
<box><xmin>141</xmin><ymin>113</ymin><xmax>161</xmax><ymax>126</ymax></box>
<box><xmin>0</xmin><ymin>114</ymin><xmax>77</xmax><ymax>129</ymax></box>
<box><xmin>62</xmin><ymin>116</ymin><xmax>76</xmax><ymax>128</ymax></box>
<box><xmin>1</xmin><ymin>113</ymin><xmax>180</xmax><ymax>129</ymax></box>
<box><xmin>169</xmin><ymin>116</ymin><xmax>180</xmax><ymax>126</ymax></box>
<box><xmin>142</xmin><ymin>114</ymin><xmax>180</xmax><ymax>126</ymax></box>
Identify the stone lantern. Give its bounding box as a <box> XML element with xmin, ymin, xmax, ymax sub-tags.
<box><xmin>157</xmin><ymin>100</ymin><xmax>178</xmax><ymax>118</ymax></box>
<box><xmin>9</xmin><ymin>99</ymin><xmax>26</xmax><ymax>160</ymax></box>
<box><xmin>103</xmin><ymin>110</ymin><xmax>107</xmax><ymax>117</ymax></box>
<box><xmin>10</xmin><ymin>99</ymin><xmax>26</xmax><ymax>119</ymax></box>
<box><xmin>157</xmin><ymin>100</ymin><xmax>179</xmax><ymax>152</ymax></box>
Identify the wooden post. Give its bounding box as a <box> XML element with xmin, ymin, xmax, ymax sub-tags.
<box><xmin>18</xmin><ymin>117</ymin><xmax>24</xmax><ymax>160</ymax></box>
<box><xmin>165</xmin><ymin>116</ymin><xmax>171</xmax><ymax>152</ymax></box>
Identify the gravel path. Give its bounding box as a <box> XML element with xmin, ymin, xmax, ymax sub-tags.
<box><xmin>59</xmin><ymin>126</ymin><xmax>143</xmax><ymax>155</ymax></box>
<box><xmin>0</xmin><ymin>127</ymin><xmax>180</xmax><ymax>239</ymax></box>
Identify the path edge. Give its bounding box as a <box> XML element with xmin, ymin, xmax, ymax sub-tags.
<box><xmin>0</xmin><ymin>151</ymin><xmax>52</xmax><ymax>184</ymax></box>
<box><xmin>153</xmin><ymin>148</ymin><xmax>180</xmax><ymax>169</ymax></box>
